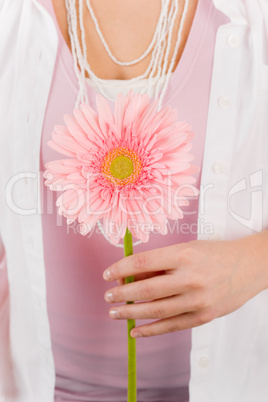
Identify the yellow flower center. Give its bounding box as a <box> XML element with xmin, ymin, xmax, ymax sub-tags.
<box><xmin>101</xmin><ymin>147</ymin><xmax>142</xmax><ymax>186</ymax></box>
<box><xmin>110</xmin><ymin>155</ymin><xmax>134</xmax><ymax>180</ymax></box>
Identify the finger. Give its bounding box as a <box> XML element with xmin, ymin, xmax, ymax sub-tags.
<box><xmin>108</xmin><ymin>294</ymin><xmax>188</xmax><ymax>320</ymax></box>
<box><xmin>133</xmin><ymin>270</ymin><xmax>166</xmax><ymax>282</ymax></box>
<box><xmin>130</xmin><ymin>311</ymin><xmax>213</xmax><ymax>338</ymax></box>
<box><xmin>105</xmin><ymin>274</ymin><xmax>182</xmax><ymax>303</ymax></box>
<box><xmin>103</xmin><ymin>244</ymin><xmax>181</xmax><ymax>281</ymax></box>
<box><xmin>118</xmin><ymin>270</ymin><xmax>166</xmax><ymax>286</ymax></box>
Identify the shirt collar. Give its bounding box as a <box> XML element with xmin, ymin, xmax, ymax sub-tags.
<box><xmin>212</xmin><ymin>0</ymin><xmax>247</xmax><ymax>23</ymax></box>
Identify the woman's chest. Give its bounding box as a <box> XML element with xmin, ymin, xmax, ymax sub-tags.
<box><xmin>51</xmin><ymin>0</ymin><xmax>198</xmax><ymax>80</ymax></box>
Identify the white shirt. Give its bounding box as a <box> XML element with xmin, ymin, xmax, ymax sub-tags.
<box><xmin>0</xmin><ymin>1</ymin><xmax>268</xmax><ymax>401</ymax></box>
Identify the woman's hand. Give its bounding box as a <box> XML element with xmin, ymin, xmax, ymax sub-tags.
<box><xmin>103</xmin><ymin>231</ymin><xmax>268</xmax><ymax>338</ymax></box>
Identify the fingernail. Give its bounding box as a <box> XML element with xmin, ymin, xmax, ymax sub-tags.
<box><xmin>105</xmin><ymin>292</ymin><xmax>114</xmax><ymax>302</ymax></box>
<box><xmin>109</xmin><ymin>309</ymin><xmax>120</xmax><ymax>319</ymax></box>
<box><xmin>131</xmin><ymin>331</ymin><xmax>142</xmax><ymax>338</ymax></box>
<box><xmin>103</xmin><ymin>269</ymin><xmax>111</xmax><ymax>280</ymax></box>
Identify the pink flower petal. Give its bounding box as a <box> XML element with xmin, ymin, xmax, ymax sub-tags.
<box><xmin>51</xmin><ymin>129</ymin><xmax>87</xmax><ymax>155</ymax></box>
<box><xmin>64</xmin><ymin>114</ymin><xmax>98</xmax><ymax>151</ymax></box>
<box><xmin>136</xmin><ymin>99</ymin><xmax>159</xmax><ymax>137</ymax></box>
<box><xmin>44</xmin><ymin>91</ymin><xmax>199</xmax><ymax>243</ymax></box>
<box><xmin>73</xmin><ymin>108</ymin><xmax>103</xmax><ymax>148</ymax></box>
<box><xmin>114</xmin><ymin>92</ymin><xmax>126</xmax><ymax>139</ymax></box>
<box><xmin>80</xmin><ymin>103</ymin><xmax>106</xmax><ymax>143</ymax></box>
<box><xmin>96</xmin><ymin>94</ymin><xmax>114</xmax><ymax>138</ymax></box>
<box><xmin>47</xmin><ymin>140</ymin><xmax>75</xmax><ymax>158</ymax></box>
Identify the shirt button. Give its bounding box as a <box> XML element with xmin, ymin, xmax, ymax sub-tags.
<box><xmin>212</xmin><ymin>161</ymin><xmax>227</xmax><ymax>175</ymax></box>
<box><xmin>217</xmin><ymin>96</ymin><xmax>231</xmax><ymax>109</ymax></box>
<box><xmin>199</xmin><ymin>356</ymin><xmax>210</xmax><ymax>368</ymax></box>
<box><xmin>227</xmin><ymin>34</ymin><xmax>240</xmax><ymax>48</ymax></box>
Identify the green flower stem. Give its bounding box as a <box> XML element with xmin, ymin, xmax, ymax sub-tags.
<box><xmin>124</xmin><ymin>228</ymin><xmax>136</xmax><ymax>402</ymax></box>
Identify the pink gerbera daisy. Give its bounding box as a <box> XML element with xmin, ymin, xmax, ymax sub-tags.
<box><xmin>44</xmin><ymin>90</ymin><xmax>198</xmax><ymax>244</ymax></box>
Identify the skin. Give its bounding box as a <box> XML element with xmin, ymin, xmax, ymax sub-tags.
<box><xmin>52</xmin><ymin>0</ymin><xmax>198</xmax><ymax>79</ymax></box>
<box><xmin>52</xmin><ymin>0</ymin><xmax>268</xmax><ymax>337</ymax></box>
<box><xmin>103</xmin><ymin>232</ymin><xmax>268</xmax><ymax>337</ymax></box>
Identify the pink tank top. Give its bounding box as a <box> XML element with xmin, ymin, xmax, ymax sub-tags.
<box><xmin>39</xmin><ymin>1</ymin><xmax>229</xmax><ymax>401</ymax></box>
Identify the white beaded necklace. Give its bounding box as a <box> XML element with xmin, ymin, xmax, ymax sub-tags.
<box><xmin>85</xmin><ymin>0</ymin><xmax>168</xmax><ymax>67</ymax></box>
<box><xmin>65</xmin><ymin>0</ymin><xmax>190</xmax><ymax>108</ymax></box>
<box><xmin>65</xmin><ymin>0</ymin><xmax>190</xmax><ymax>246</ymax></box>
